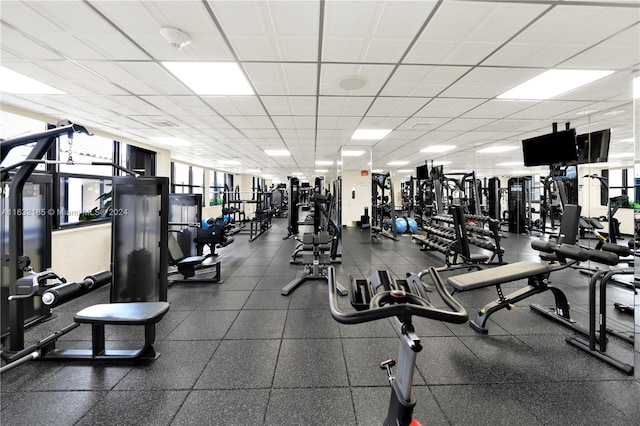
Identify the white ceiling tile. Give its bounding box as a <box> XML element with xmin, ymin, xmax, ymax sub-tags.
<box><xmin>485</xmin><ymin>4</ymin><xmax>640</xmax><ymax>67</ymax></box>
<box><xmin>245</xmin><ymin>63</ymin><xmax>317</xmax><ymax>96</ymax></box>
<box><xmin>318</xmin><ymin>97</ymin><xmax>374</xmax><ymax>116</ymax></box>
<box><xmin>443</xmin><ymin>67</ymin><xmax>544</xmax><ymax>98</ymax></box>
<box><xmin>414</xmin><ymin>98</ymin><xmax>486</xmax><ymax>118</ymax></box>
<box><xmin>382</xmin><ymin>65</ymin><xmax>471</xmax><ymax>97</ymax></box>
<box><xmin>323</xmin><ymin>1</ymin><xmax>437</xmax><ymax>63</ymax></box>
<box><xmin>367</xmin><ymin>97</ymin><xmax>431</xmax><ymax>117</ymax></box>
<box><xmin>360</xmin><ymin>116</ymin><xmax>405</xmax><ymax>129</ymax></box>
<box><xmin>460</xmin><ymin>100</ymin><xmax>537</xmax><ymax>119</ymax></box>
<box><xmin>435</xmin><ymin>118</ymin><xmax>495</xmax><ymax>132</ymax></box>
<box><xmin>317</xmin><ymin>116</ymin><xmax>361</xmax><ymax>130</ymax></box>
<box><xmin>260</xmin><ymin>96</ymin><xmax>317</xmax><ymax>116</ymax></box>
<box><xmin>561</xmin><ymin>24</ymin><xmax>640</xmax><ymax>69</ymax></box>
<box><xmin>406</xmin><ymin>1</ymin><xmax>547</xmax><ymax>65</ymax></box>
<box><xmin>210</xmin><ymin>0</ymin><xmax>318</xmax><ymax>61</ymax></box>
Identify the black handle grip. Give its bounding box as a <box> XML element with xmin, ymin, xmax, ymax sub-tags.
<box><xmin>328</xmin><ymin>266</ymin><xmax>467</xmax><ymax>325</ymax></box>
<box><xmin>42</xmin><ymin>270</ymin><xmax>111</xmax><ymax>306</ymax></box>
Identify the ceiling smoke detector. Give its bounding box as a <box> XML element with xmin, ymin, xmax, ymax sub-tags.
<box><xmin>160</xmin><ymin>27</ymin><xmax>192</xmax><ymax>50</ymax></box>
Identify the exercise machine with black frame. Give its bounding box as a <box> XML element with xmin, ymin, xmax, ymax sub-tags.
<box><xmin>1</xmin><ymin>121</ymin><xmax>170</xmax><ymax>372</ymax></box>
<box><xmin>328</xmin><ymin>266</ymin><xmax>467</xmax><ymax>426</ymax></box>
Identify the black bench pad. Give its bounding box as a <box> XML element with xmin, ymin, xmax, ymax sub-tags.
<box><xmin>447</xmin><ymin>261</ymin><xmax>549</xmax><ymax>291</ymax></box>
<box><xmin>75</xmin><ymin>302</ymin><xmax>170</xmax><ymax>325</ymax></box>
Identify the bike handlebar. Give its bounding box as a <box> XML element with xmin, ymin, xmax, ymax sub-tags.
<box><xmin>328</xmin><ymin>266</ymin><xmax>468</xmax><ymax>325</ymax></box>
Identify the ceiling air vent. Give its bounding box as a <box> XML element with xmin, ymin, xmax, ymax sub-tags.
<box><xmin>409</xmin><ymin>122</ymin><xmax>435</xmax><ymax>130</ymax></box>
<box><xmin>150</xmin><ymin>121</ymin><xmax>178</xmax><ymax>128</ymax></box>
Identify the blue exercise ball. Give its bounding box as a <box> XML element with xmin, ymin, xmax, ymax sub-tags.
<box><xmin>406</xmin><ymin>218</ymin><xmax>418</xmax><ymax>233</ymax></box>
<box><xmin>392</xmin><ymin>217</ymin><xmax>408</xmax><ymax>234</ymax></box>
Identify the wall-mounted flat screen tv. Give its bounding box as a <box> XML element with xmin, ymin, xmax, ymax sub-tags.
<box><xmin>522</xmin><ymin>129</ymin><xmax>577</xmax><ymax>166</ymax></box>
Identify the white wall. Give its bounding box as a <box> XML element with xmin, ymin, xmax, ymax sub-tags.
<box><xmin>51</xmin><ymin>223</ymin><xmax>111</xmax><ymax>280</ymax></box>
<box><xmin>342</xmin><ymin>170</ymin><xmax>372</xmax><ymax>226</ymax></box>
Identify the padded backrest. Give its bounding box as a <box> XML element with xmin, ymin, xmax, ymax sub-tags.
<box><xmin>558</xmin><ymin>204</ymin><xmax>581</xmax><ymax>244</ymax></box>
<box><xmin>167</xmin><ymin>232</ymin><xmax>186</xmax><ymax>263</ymax></box>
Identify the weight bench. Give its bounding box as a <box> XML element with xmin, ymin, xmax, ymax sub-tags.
<box><xmin>44</xmin><ymin>301</ymin><xmax>170</xmax><ymax>360</ymax></box>
<box><xmin>445</xmin><ymin>241</ymin><xmax>596</xmax><ymax>334</ymax></box>
<box><xmin>168</xmin><ymin>232</ymin><xmax>221</xmax><ymax>283</ymax></box>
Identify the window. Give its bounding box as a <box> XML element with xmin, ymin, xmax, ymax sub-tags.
<box><xmin>56</xmin><ymin>133</ymin><xmax>116</xmax><ymax>226</ymax></box>
<box><xmin>1</xmin><ymin>112</ymin><xmax>161</xmax><ymax>228</ymax></box>
<box><xmin>209</xmin><ymin>170</ymin><xmax>233</xmax><ymax>206</ymax></box>
<box><xmin>59</xmin><ymin>176</ymin><xmax>112</xmax><ymax>224</ymax></box>
<box><xmin>171</xmin><ymin>162</ymin><xmax>206</xmax><ymax>204</ymax></box>
<box><xmin>604</xmin><ymin>168</ymin><xmax>633</xmax><ymax>207</ymax></box>
<box><xmin>0</xmin><ymin>111</ymin><xmax>49</xmax><ymax>171</ymax></box>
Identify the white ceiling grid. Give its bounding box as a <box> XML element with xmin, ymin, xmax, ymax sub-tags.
<box><xmin>0</xmin><ymin>0</ymin><xmax>639</xmax><ymax>179</ymax></box>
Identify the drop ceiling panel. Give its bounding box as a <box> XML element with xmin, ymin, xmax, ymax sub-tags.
<box><xmin>323</xmin><ymin>0</ymin><xmax>437</xmax><ymax>63</ymax></box>
<box><xmin>508</xmin><ymin>100</ymin><xmax>599</xmax><ymax>120</ymax></box>
<box><xmin>461</xmin><ymin>99</ymin><xmax>539</xmax><ymax>119</ymax></box>
<box><xmin>163</xmin><ymin>96</ymin><xmax>216</xmax><ymax>116</ymax></box>
<box><xmin>561</xmin><ymin>24</ymin><xmax>640</xmax><ymax>69</ymax></box>
<box><xmin>210</xmin><ymin>0</ymin><xmax>319</xmax><ymax>61</ymax></box>
<box><xmin>414</xmin><ymin>98</ymin><xmax>486</xmax><ymax>118</ymax></box>
<box><xmin>434</xmin><ymin>118</ymin><xmax>495</xmax><ymax>132</ymax></box>
<box><xmin>517</xmin><ymin>4</ymin><xmax>640</xmax><ymax>46</ymax></box>
<box><xmin>367</xmin><ymin>97</ymin><xmax>431</xmax><ymax>117</ymax></box>
<box><xmin>261</xmin><ymin>96</ymin><xmax>317</xmax><ymax>116</ymax></box>
<box><xmin>441</xmin><ymin>67</ymin><xmax>542</xmax><ymax>98</ymax></box>
<box><xmin>317</xmin><ymin>97</ymin><xmax>375</xmax><ymax>116</ymax></box>
<box><xmin>0</xmin><ymin>27</ymin><xmax>63</xmax><ymax>60</ymax></box>
<box><xmin>483</xmin><ymin>43</ymin><xmax>587</xmax><ymax>68</ymax></box>
<box><xmin>317</xmin><ymin>116</ymin><xmax>361</xmax><ymax>130</ymax></box>
<box><xmin>202</xmin><ymin>96</ymin><xmax>266</xmax><ymax>115</ymax></box>
<box><xmin>382</xmin><ymin>65</ymin><xmax>471</xmax><ymax>97</ymax></box>
<box><xmin>244</xmin><ymin>63</ymin><xmax>317</xmax><ymax>96</ymax></box>
<box><xmin>406</xmin><ymin>1</ymin><xmax>547</xmax><ymax>65</ymax></box>
<box><xmin>359</xmin><ymin>116</ymin><xmax>405</xmax><ymax>129</ymax></box>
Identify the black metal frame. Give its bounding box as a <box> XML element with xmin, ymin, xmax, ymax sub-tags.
<box><xmin>2</xmin><ymin>123</ymin><xmax>90</xmax><ymax>350</ymax></box>
<box><xmin>328</xmin><ymin>267</ymin><xmax>467</xmax><ymax>426</ymax></box>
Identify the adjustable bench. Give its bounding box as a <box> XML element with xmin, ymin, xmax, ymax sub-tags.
<box><xmin>445</xmin><ymin>241</ymin><xmax>593</xmax><ymax>334</ymax></box>
<box><xmin>44</xmin><ymin>302</ymin><xmax>170</xmax><ymax>360</ymax></box>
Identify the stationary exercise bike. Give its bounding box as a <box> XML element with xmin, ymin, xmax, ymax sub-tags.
<box><xmin>328</xmin><ymin>266</ymin><xmax>467</xmax><ymax>426</ymax></box>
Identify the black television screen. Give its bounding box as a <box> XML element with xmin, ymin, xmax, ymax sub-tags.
<box><xmin>522</xmin><ymin>129</ymin><xmax>577</xmax><ymax>166</ymax></box>
<box><xmin>416</xmin><ymin>165</ymin><xmax>428</xmax><ymax>180</ymax></box>
<box><xmin>576</xmin><ymin>129</ymin><xmax>610</xmax><ymax>164</ymax></box>
<box><xmin>300</xmin><ymin>182</ymin><xmax>310</xmax><ymax>188</ymax></box>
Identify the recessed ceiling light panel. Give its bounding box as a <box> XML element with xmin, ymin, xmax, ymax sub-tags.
<box><xmin>420</xmin><ymin>145</ymin><xmax>456</xmax><ymax>153</ymax></box>
<box><xmin>0</xmin><ymin>66</ymin><xmax>65</xmax><ymax>94</ymax></box>
<box><xmin>342</xmin><ymin>150</ymin><xmax>365</xmax><ymax>156</ymax></box>
<box><xmin>163</xmin><ymin>62</ymin><xmax>254</xmax><ymax>95</ymax></box>
<box><xmin>497</xmin><ymin>69</ymin><xmax>613</xmax><ymax>100</ymax></box>
<box><xmin>352</xmin><ymin>129</ymin><xmax>392</xmax><ymax>140</ymax></box>
<box><xmin>477</xmin><ymin>146</ymin><xmax>517</xmax><ymax>153</ymax></box>
<box><xmin>264</xmin><ymin>149</ymin><xmax>290</xmax><ymax>156</ymax></box>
